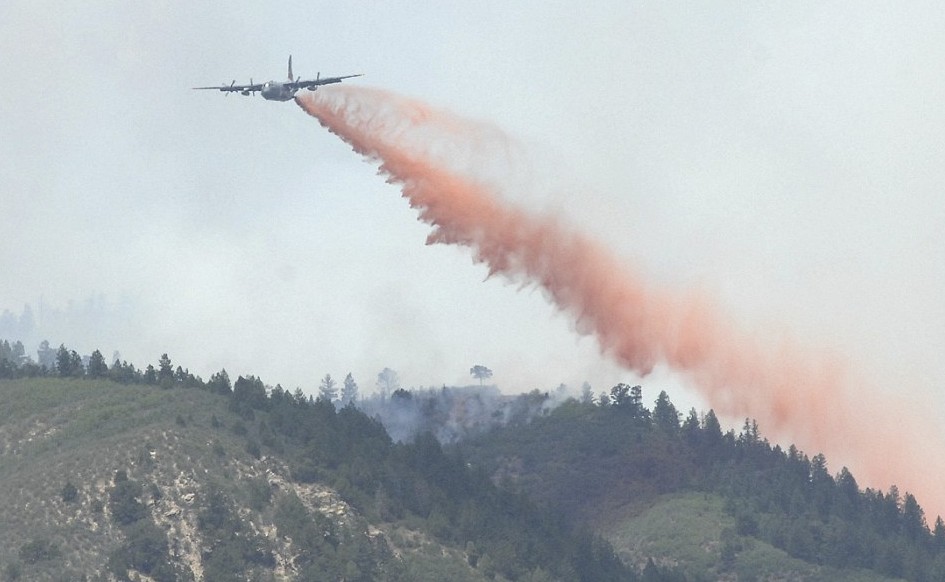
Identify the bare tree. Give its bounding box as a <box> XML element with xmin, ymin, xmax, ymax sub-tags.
<box><xmin>376</xmin><ymin>368</ymin><xmax>400</xmax><ymax>399</ymax></box>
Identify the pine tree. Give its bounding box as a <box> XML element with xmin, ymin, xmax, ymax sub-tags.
<box><xmin>682</xmin><ymin>408</ymin><xmax>700</xmax><ymax>445</ymax></box>
<box><xmin>158</xmin><ymin>353</ymin><xmax>173</xmax><ymax>385</ymax></box>
<box><xmin>208</xmin><ymin>369</ymin><xmax>231</xmax><ymax>394</ymax></box>
<box><xmin>56</xmin><ymin>344</ymin><xmax>72</xmax><ymax>377</ymax></box>
<box><xmin>652</xmin><ymin>390</ymin><xmax>679</xmax><ymax>433</ymax></box>
<box><xmin>933</xmin><ymin>516</ymin><xmax>945</xmax><ymax>550</ymax></box>
<box><xmin>319</xmin><ymin>374</ymin><xmax>338</xmax><ymax>402</ymax></box>
<box><xmin>702</xmin><ymin>410</ymin><xmax>723</xmax><ymax>447</ymax></box>
<box><xmin>68</xmin><ymin>350</ymin><xmax>84</xmax><ymax>377</ymax></box>
<box><xmin>87</xmin><ymin>350</ymin><xmax>108</xmax><ymax>378</ymax></box>
<box><xmin>36</xmin><ymin>340</ymin><xmax>56</xmax><ymax>370</ymax></box>
<box><xmin>341</xmin><ymin>373</ymin><xmax>359</xmax><ymax>405</ymax></box>
<box><xmin>11</xmin><ymin>341</ymin><xmax>25</xmax><ymax>366</ymax></box>
<box><xmin>902</xmin><ymin>493</ymin><xmax>928</xmax><ymax>541</ymax></box>
<box><xmin>143</xmin><ymin>364</ymin><xmax>157</xmax><ymax>385</ymax></box>
<box><xmin>609</xmin><ymin>383</ymin><xmax>631</xmax><ymax>408</ymax></box>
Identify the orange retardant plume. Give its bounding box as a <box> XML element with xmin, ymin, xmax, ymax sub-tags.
<box><xmin>296</xmin><ymin>87</ymin><xmax>945</xmax><ymax>520</ymax></box>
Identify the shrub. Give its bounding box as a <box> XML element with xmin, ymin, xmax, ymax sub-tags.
<box><xmin>109</xmin><ymin>478</ymin><xmax>146</xmax><ymax>525</ymax></box>
<box><xmin>108</xmin><ymin>520</ymin><xmax>187</xmax><ymax>582</ymax></box>
<box><xmin>19</xmin><ymin>538</ymin><xmax>59</xmax><ymax>564</ymax></box>
<box><xmin>3</xmin><ymin>560</ymin><xmax>22</xmax><ymax>580</ymax></box>
<box><xmin>61</xmin><ymin>481</ymin><xmax>78</xmax><ymax>503</ymax></box>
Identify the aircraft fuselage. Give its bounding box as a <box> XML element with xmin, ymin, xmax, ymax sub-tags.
<box><xmin>260</xmin><ymin>82</ymin><xmax>297</xmax><ymax>101</ymax></box>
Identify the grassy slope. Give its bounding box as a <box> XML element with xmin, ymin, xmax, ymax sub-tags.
<box><xmin>0</xmin><ymin>378</ymin><xmax>256</xmax><ymax>578</ymax></box>
<box><xmin>604</xmin><ymin>493</ymin><xmax>904</xmax><ymax>582</ymax></box>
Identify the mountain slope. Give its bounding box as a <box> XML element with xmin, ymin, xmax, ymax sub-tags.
<box><xmin>0</xmin><ymin>378</ymin><xmax>489</xmax><ymax>581</ymax></box>
<box><xmin>458</xmin><ymin>394</ymin><xmax>944</xmax><ymax>581</ymax></box>
<box><xmin>605</xmin><ymin>493</ymin><xmax>903</xmax><ymax>582</ymax></box>
<box><xmin>0</xmin><ymin>376</ymin><xmax>645</xmax><ymax>581</ymax></box>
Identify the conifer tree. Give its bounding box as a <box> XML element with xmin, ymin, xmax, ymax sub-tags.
<box><xmin>341</xmin><ymin>373</ymin><xmax>359</xmax><ymax>405</ymax></box>
<box><xmin>319</xmin><ymin>373</ymin><xmax>338</xmax><ymax>402</ymax></box>
<box><xmin>157</xmin><ymin>353</ymin><xmax>173</xmax><ymax>385</ymax></box>
<box><xmin>652</xmin><ymin>390</ymin><xmax>679</xmax><ymax>433</ymax></box>
<box><xmin>87</xmin><ymin>350</ymin><xmax>108</xmax><ymax>378</ymax></box>
<box><xmin>208</xmin><ymin>369</ymin><xmax>231</xmax><ymax>394</ymax></box>
<box><xmin>55</xmin><ymin>344</ymin><xmax>72</xmax><ymax>377</ymax></box>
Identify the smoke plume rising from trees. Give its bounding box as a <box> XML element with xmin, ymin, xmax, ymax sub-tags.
<box><xmin>296</xmin><ymin>87</ymin><xmax>944</xmax><ymax>519</ymax></box>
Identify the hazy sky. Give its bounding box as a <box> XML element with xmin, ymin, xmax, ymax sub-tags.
<box><xmin>2</xmin><ymin>2</ymin><xmax>944</xmax><ymax>432</ymax></box>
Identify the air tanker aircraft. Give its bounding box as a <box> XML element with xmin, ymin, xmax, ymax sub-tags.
<box><xmin>193</xmin><ymin>56</ymin><xmax>362</xmax><ymax>101</ymax></box>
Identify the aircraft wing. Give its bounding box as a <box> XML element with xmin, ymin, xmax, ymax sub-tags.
<box><xmin>192</xmin><ymin>81</ymin><xmax>264</xmax><ymax>94</ymax></box>
<box><xmin>288</xmin><ymin>74</ymin><xmax>363</xmax><ymax>91</ymax></box>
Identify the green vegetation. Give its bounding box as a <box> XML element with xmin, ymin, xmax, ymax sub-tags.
<box><xmin>229</xmin><ymin>380</ymin><xmax>640</xmax><ymax>581</ymax></box>
<box><xmin>196</xmin><ymin>487</ymin><xmax>274</xmax><ymax>581</ymax></box>
<box><xmin>1</xmin><ymin>341</ymin><xmax>941</xmax><ymax>580</ymax></box>
<box><xmin>0</xmin><ymin>353</ymin><xmax>643</xmax><ymax>580</ymax></box>
<box><xmin>461</xmin><ymin>388</ymin><xmax>943</xmax><ymax>581</ymax></box>
<box><xmin>607</xmin><ymin>493</ymin><xmax>901</xmax><ymax>582</ymax></box>
<box><xmin>19</xmin><ymin>537</ymin><xmax>60</xmax><ymax>564</ymax></box>
<box><xmin>108</xmin><ymin>517</ymin><xmax>189</xmax><ymax>582</ymax></box>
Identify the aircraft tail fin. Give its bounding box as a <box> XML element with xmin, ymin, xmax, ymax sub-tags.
<box><xmin>287</xmin><ymin>55</ymin><xmax>293</xmax><ymax>81</ymax></box>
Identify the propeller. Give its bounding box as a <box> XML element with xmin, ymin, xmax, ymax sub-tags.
<box><xmin>241</xmin><ymin>78</ymin><xmax>254</xmax><ymax>96</ymax></box>
<box><xmin>225</xmin><ymin>80</ymin><xmax>235</xmax><ymax>96</ymax></box>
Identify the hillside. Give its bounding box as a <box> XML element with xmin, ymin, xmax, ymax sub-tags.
<box><xmin>0</xmin><ymin>377</ymin><xmax>492</xmax><ymax>581</ymax></box>
<box><xmin>458</xmin><ymin>390</ymin><xmax>945</xmax><ymax>581</ymax></box>
<box><xmin>605</xmin><ymin>493</ymin><xmax>902</xmax><ymax>582</ymax></box>
<box><xmin>0</xmin><ymin>375</ymin><xmax>641</xmax><ymax>581</ymax></box>
<box><xmin>3</xmin><ymin>362</ymin><xmax>943</xmax><ymax>581</ymax></box>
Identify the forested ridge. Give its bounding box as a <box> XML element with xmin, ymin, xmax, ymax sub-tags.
<box><xmin>1</xmin><ymin>339</ymin><xmax>941</xmax><ymax>580</ymax></box>
<box><xmin>461</xmin><ymin>384</ymin><xmax>945</xmax><ymax>580</ymax></box>
<box><xmin>0</xmin><ymin>342</ymin><xmax>656</xmax><ymax>581</ymax></box>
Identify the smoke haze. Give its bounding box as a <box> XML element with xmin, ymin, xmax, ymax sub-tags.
<box><xmin>296</xmin><ymin>87</ymin><xmax>945</xmax><ymax>519</ymax></box>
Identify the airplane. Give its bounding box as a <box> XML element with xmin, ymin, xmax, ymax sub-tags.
<box><xmin>193</xmin><ymin>55</ymin><xmax>362</xmax><ymax>101</ymax></box>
